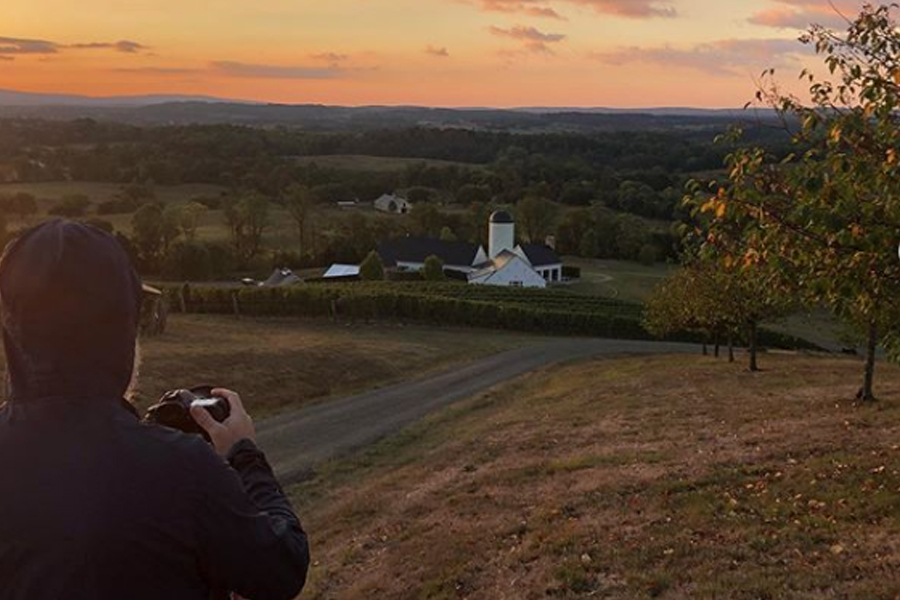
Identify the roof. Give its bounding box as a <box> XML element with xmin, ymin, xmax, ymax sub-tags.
<box><xmin>375</xmin><ymin>193</ymin><xmax>409</xmax><ymax>205</ymax></box>
<box><xmin>519</xmin><ymin>243</ymin><xmax>561</xmax><ymax>267</ymax></box>
<box><xmin>263</xmin><ymin>268</ymin><xmax>301</xmax><ymax>287</ymax></box>
<box><xmin>471</xmin><ymin>249</ymin><xmax>520</xmax><ymax>277</ymax></box>
<box><xmin>490</xmin><ymin>210</ymin><xmax>514</xmax><ymax>224</ymax></box>
<box><xmin>324</xmin><ymin>264</ymin><xmax>361</xmax><ymax>278</ymax></box>
<box><xmin>377</xmin><ymin>237</ymin><xmax>483</xmax><ymax>268</ymax></box>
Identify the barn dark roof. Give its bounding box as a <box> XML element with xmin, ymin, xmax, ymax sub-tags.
<box><xmin>377</xmin><ymin>237</ymin><xmax>482</xmax><ymax>268</ymax></box>
<box><xmin>519</xmin><ymin>243</ymin><xmax>561</xmax><ymax>267</ymax></box>
<box><xmin>490</xmin><ymin>210</ymin><xmax>514</xmax><ymax>224</ymax></box>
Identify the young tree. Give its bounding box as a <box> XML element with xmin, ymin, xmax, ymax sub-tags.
<box><xmin>516</xmin><ymin>196</ymin><xmax>558</xmax><ymax>243</ymax></box>
<box><xmin>645</xmin><ymin>260</ymin><xmax>791</xmax><ymax>371</ymax></box>
<box><xmin>131</xmin><ymin>203</ymin><xmax>176</xmax><ymax>271</ymax></box>
<box><xmin>284</xmin><ymin>184</ymin><xmax>314</xmax><ymax>254</ymax></box>
<box><xmin>359</xmin><ymin>251</ymin><xmax>385</xmax><ymax>281</ymax></box>
<box><xmin>410</xmin><ymin>203</ymin><xmax>443</xmax><ymax>237</ymax></box>
<box><xmin>423</xmin><ymin>255</ymin><xmax>446</xmax><ymax>281</ymax></box>
<box><xmin>179</xmin><ymin>201</ymin><xmax>208</xmax><ymax>242</ymax></box>
<box><xmin>222</xmin><ymin>194</ymin><xmax>270</xmax><ymax>264</ymax></box>
<box><xmin>439</xmin><ymin>226</ymin><xmax>458</xmax><ymax>242</ymax></box>
<box><xmin>699</xmin><ymin>4</ymin><xmax>900</xmax><ymax>399</ymax></box>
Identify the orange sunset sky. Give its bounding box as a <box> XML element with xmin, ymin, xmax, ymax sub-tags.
<box><xmin>1</xmin><ymin>0</ymin><xmax>871</xmax><ymax>107</ymax></box>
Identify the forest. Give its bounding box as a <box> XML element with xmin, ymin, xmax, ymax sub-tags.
<box><xmin>0</xmin><ymin>117</ymin><xmax>791</xmax><ymax>277</ymax></box>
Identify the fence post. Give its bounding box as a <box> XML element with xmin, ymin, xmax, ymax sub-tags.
<box><xmin>232</xmin><ymin>291</ymin><xmax>241</xmax><ymax>318</ymax></box>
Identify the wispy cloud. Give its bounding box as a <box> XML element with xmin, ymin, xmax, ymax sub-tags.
<box><xmin>113</xmin><ymin>66</ymin><xmax>199</xmax><ymax>75</ymax></box>
<box><xmin>462</xmin><ymin>0</ymin><xmax>675</xmax><ymax>19</ymax></box>
<box><xmin>592</xmin><ymin>38</ymin><xmax>808</xmax><ymax>76</ymax></box>
<box><xmin>489</xmin><ymin>24</ymin><xmax>566</xmax><ymax>54</ymax></box>
<box><xmin>310</xmin><ymin>52</ymin><xmax>349</xmax><ymax>64</ymax></box>
<box><xmin>0</xmin><ymin>36</ymin><xmax>60</xmax><ymax>56</ymax></box>
<box><xmin>425</xmin><ymin>45</ymin><xmax>450</xmax><ymax>58</ymax></box>
<box><xmin>210</xmin><ymin>60</ymin><xmax>342</xmax><ymax>79</ymax></box>
<box><xmin>748</xmin><ymin>1</ymin><xmax>862</xmax><ymax>30</ymax></box>
<box><xmin>70</xmin><ymin>40</ymin><xmax>148</xmax><ymax>53</ymax></box>
<box><xmin>0</xmin><ymin>35</ymin><xmax>149</xmax><ymax>59</ymax></box>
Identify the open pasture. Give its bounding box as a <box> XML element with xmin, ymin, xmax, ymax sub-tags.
<box><xmin>295</xmin><ymin>352</ymin><xmax>900</xmax><ymax>599</ymax></box>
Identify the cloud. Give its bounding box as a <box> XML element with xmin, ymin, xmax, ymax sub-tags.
<box><xmin>70</xmin><ymin>40</ymin><xmax>148</xmax><ymax>53</ymax></box>
<box><xmin>0</xmin><ymin>35</ymin><xmax>149</xmax><ymax>59</ymax></box>
<box><xmin>0</xmin><ymin>36</ymin><xmax>60</xmax><ymax>57</ymax></box>
<box><xmin>489</xmin><ymin>24</ymin><xmax>566</xmax><ymax>54</ymax></box>
<box><xmin>593</xmin><ymin>38</ymin><xmax>809</xmax><ymax>76</ymax></box>
<box><xmin>425</xmin><ymin>45</ymin><xmax>450</xmax><ymax>57</ymax></box>
<box><xmin>310</xmin><ymin>52</ymin><xmax>349</xmax><ymax>63</ymax></box>
<box><xmin>113</xmin><ymin>66</ymin><xmax>200</xmax><ymax>75</ymax></box>
<box><xmin>210</xmin><ymin>60</ymin><xmax>342</xmax><ymax>79</ymax></box>
<box><xmin>748</xmin><ymin>1</ymin><xmax>863</xmax><ymax>30</ymax></box>
<box><xmin>462</xmin><ymin>0</ymin><xmax>675</xmax><ymax>19</ymax></box>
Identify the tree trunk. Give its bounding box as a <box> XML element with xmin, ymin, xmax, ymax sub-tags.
<box><xmin>714</xmin><ymin>332</ymin><xmax>720</xmax><ymax>358</ymax></box>
<box><xmin>748</xmin><ymin>320</ymin><xmax>759</xmax><ymax>372</ymax></box>
<box><xmin>702</xmin><ymin>340</ymin><xmax>708</xmax><ymax>356</ymax></box>
<box><xmin>858</xmin><ymin>320</ymin><xmax>878</xmax><ymax>402</ymax></box>
<box><xmin>728</xmin><ymin>334</ymin><xmax>735</xmax><ymax>363</ymax></box>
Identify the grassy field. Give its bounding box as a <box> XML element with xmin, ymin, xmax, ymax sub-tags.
<box><xmin>0</xmin><ymin>314</ymin><xmax>541</xmax><ymax>417</ymax></box>
<box><xmin>0</xmin><ymin>181</ymin><xmax>227</xmax><ymax>208</ymax></box>
<box><xmin>292</xmin><ymin>351</ymin><xmax>900</xmax><ymax>599</ymax></box>
<box><xmin>566</xmin><ymin>257</ymin><xmax>677</xmax><ymax>303</ymax></box>
<box><xmin>294</xmin><ymin>155</ymin><xmax>484</xmax><ymax>172</ymax></box>
<box><xmin>131</xmin><ymin>314</ymin><xmax>541</xmax><ymax>417</ymax></box>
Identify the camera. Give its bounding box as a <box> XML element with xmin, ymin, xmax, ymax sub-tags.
<box><xmin>143</xmin><ymin>386</ymin><xmax>230</xmax><ymax>441</ymax></box>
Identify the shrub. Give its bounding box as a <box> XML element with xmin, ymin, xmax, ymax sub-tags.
<box><xmin>162</xmin><ymin>241</ymin><xmax>213</xmax><ymax>281</ymax></box>
<box><xmin>423</xmin><ymin>255</ymin><xmax>446</xmax><ymax>281</ymax></box>
<box><xmin>359</xmin><ymin>251</ymin><xmax>385</xmax><ymax>281</ymax></box>
<box><xmin>49</xmin><ymin>194</ymin><xmax>91</xmax><ymax>217</ymax></box>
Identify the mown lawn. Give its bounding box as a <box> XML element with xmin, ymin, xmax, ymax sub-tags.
<box><xmin>565</xmin><ymin>257</ymin><xmax>676</xmax><ymax>303</ymax></box>
<box><xmin>292</xmin><ymin>352</ymin><xmax>900</xmax><ymax>599</ymax></box>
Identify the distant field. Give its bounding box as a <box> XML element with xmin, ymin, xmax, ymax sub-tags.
<box><xmin>0</xmin><ymin>181</ymin><xmax>227</xmax><ymax>207</ymax></box>
<box><xmin>294</xmin><ymin>352</ymin><xmax>900</xmax><ymax>599</ymax></box>
<box><xmin>294</xmin><ymin>154</ymin><xmax>484</xmax><ymax>172</ymax></box>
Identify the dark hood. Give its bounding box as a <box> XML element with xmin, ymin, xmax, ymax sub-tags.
<box><xmin>0</xmin><ymin>219</ymin><xmax>142</xmax><ymax>403</ymax></box>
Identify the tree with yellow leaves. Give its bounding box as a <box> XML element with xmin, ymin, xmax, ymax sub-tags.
<box><xmin>695</xmin><ymin>4</ymin><xmax>900</xmax><ymax>399</ymax></box>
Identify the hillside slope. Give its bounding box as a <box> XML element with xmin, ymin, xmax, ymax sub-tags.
<box><xmin>293</xmin><ymin>353</ymin><xmax>900</xmax><ymax>599</ymax></box>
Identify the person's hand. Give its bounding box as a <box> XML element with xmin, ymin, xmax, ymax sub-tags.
<box><xmin>190</xmin><ymin>388</ymin><xmax>256</xmax><ymax>457</ymax></box>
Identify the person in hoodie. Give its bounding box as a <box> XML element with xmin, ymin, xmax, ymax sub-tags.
<box><xmin>0</xmin><ymin>220</ymin><xmax>309</xmax><ymax>600</ymax></box>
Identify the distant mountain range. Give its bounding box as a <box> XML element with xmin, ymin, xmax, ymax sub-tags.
<box><xmin>0</xmin><ymin>88</ymin><xmax>245</xmax><ymax>107</ymax></box>
<box><xmin>0</xmin><ymin>87</ymin><xmax>778</xmax><ymax>132</ymax></box>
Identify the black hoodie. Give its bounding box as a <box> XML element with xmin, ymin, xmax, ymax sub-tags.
<box><xmin>0</xmin><ymin>220</ymin><xmax>309</xmax><ymax>600</ymax></box>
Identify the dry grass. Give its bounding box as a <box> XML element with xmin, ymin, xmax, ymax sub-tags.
<box><xmin>0</xmin><ymin>315</ymin><xmax>539</xmax><ymax>417</ymax></box>
<box><xmin>131</xmin><ymin>315</ymin><xmax>539</xmax><ymax>416</ymax></box>
<box><xmin>292</xmin><ymin>352</ymin><xmax>900</xmax><ymax>600</ymax></box>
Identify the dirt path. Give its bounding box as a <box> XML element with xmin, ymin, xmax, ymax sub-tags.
<box><xmin>257</xmin><ymin>338</ymin><xmax>698</xmax><ymax>482</ymax></box>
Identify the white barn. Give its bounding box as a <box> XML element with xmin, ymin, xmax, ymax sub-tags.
<box><xmin>467</xmin><ymin>250</ymin><xmax>547</xmax><ymax>288</ymax></box>
<box><xmin>374</xmin><ymin>193</ymin><xmax>412</xmax><ymax>215</ymax></box>
<box><xmin>375</xmin><ymin>210</ymin><xmax>562</xmax><ymax>289</ymax></box>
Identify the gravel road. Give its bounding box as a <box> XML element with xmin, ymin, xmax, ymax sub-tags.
<box><xmin>257</xmin><ymin>338</ymin><xmax>698</xmax><ymax>482</ymax></box>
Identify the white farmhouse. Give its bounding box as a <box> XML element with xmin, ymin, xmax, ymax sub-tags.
<box><xmin>375</xmin><ymin>210</ymin><xmax>562</xmax><ymax>288</ymax></box>
<box><xmin>374</xmin><ymin>193</ymin><xmax>412</xmax><ymax>215</ymax></box>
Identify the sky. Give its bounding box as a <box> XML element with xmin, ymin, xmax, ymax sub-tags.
<box><xmin>0</xmin><ymin>0</ymin><xmax>875</xmax><ymax>108</ymax></box>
